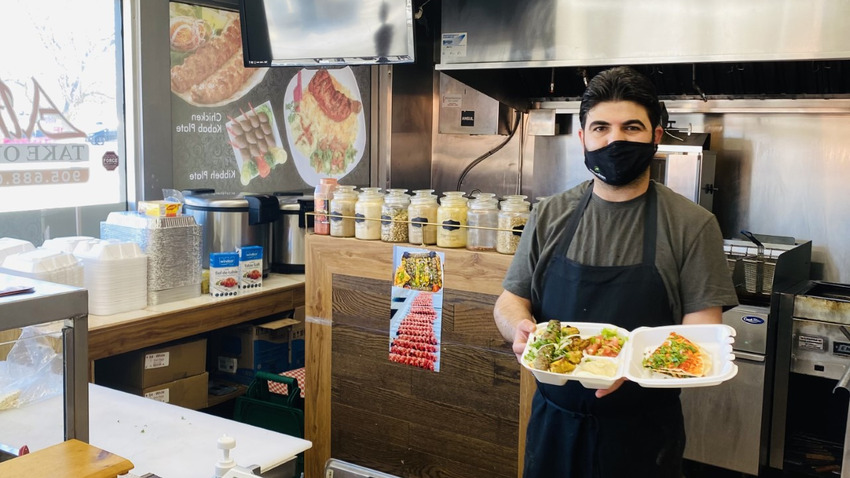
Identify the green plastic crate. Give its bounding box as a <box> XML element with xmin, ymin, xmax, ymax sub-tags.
<box><xmin>233</xmin><ymin>371</ymin><xmax>304</xmax><ymax>477</ymax></box>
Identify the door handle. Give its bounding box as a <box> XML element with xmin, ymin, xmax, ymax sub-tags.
<box><xmin>733</xmin><ymin>350</ymin><xmax>765</xmax><ymax>362</ymax></box>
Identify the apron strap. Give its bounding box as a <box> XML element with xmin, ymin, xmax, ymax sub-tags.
<box><xmin>553</xmin><ymin>181</ymin><xmax>595</xmax><ymax>259</ymax></box>
<box><xmin>642</xmin><ymin>182</ymin><xmax>658</xmax><ymax>266</ymax></box>
<box><xmin>554</xmin><ymin>181</ymin><xmax>659</xmax><ymax>266</ymax></box>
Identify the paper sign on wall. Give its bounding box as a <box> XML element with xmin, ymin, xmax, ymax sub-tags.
<box><xmin>389</xmin><ymin>246</ymin><xmax>446</xmax><ymax>372</ymax></box>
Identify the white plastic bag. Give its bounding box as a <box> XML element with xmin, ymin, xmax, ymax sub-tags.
<box><xmin>0</xmin><ymin>326</ymin><xmax>63</xmax><ymax>410</ymax></box>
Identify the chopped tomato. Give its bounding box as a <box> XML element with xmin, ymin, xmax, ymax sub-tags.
<box><xmin>255</xmin><ymin>156</ymin><xmax>271</xmax><ymax>178</ymax></box>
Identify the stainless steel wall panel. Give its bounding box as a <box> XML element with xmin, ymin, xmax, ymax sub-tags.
<box><xmin>439</xmin><ymin>0</ymin><xmax>850</xmax><ymax>69</ymax></box>
<box><xmin>431</xmin><ymin>133</ymin><xmax>522</xmax><ymax>198</ymax></box>
<box><xmin>514</xmin><ymin>111</ymin><xmax>850</xmax><ymax>283</ymax></box>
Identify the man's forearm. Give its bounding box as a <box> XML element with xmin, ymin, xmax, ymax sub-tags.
<box><xmin>494</xmin><ymin>290</ymin><xmax>534</xmax><ymax>342</ymax></box>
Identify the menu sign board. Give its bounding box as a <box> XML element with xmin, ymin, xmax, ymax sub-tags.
<box><xmin>169</xmin><ymin>4</ymin><xmax>371</xmax><ymax>193</ymax></box>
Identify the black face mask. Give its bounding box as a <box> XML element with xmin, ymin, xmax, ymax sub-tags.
<box><xmin>584</xmin><ymin>140</ymin><xmax>657</xmax><ymax>186</ymax></box>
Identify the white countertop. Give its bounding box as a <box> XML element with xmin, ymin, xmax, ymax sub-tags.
<box><xmin>0</xmin><ymin>384</ymin><xmax>311</xmax><ymax>477</ymax></box>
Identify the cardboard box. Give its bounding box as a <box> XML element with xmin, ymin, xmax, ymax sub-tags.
<box><xmin>96</xmin><ymin>338</ymin><xmax>207</xmax><ymax>389</ymax></box>
<box><xmin>139</xmin><ymin>371</ymin><xmax>209</xmax><ymax>410</ymax></box>
<box><xmin>210</xmin><ymin>252</ymin><xmax>239</xmax><ymax>298</ymax></box>
<box><xmin>138</xmin><ymin>200</ymin><xmax>182</xmax><ymax>217</ymax></box>
<box><xmin>238</xmin><ymin>245</ymin><xmax>263</xmax><ymax>290</ymax></box>
<box><xmin>211</xmin><ymin>318</ymin><xmax>299</xmax><ymax>385</ymax></box>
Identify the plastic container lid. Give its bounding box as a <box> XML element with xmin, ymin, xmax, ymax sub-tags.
<box><xmin>1</xmin><ymin>248</ymin><xmax>82</xmax><ymax>273</ymax></box>
<box><xmin>0</xmin><ymin>237</ymin><xmax>35</xmax><ymax>263</ymax></box>
<box><xmin>74</xmin><ymin>239</ymin><xmax>146</xmax><ymax>261</ymax></box>
<box><xmin>42</xmin><ymin>236</ymin><xmax>96</xmax><ymax>254</ymax></box>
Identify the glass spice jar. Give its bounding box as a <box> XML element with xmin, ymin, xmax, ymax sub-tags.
<box><xmin>329</xmin><ymin>185</ymin><xmax>358</xmax><ymax>237</ymax></box>
<box><xmin>497</xmin><ymin>196</ymin><xmax>530</xmax><ymax>254</ymax></box>
<box><xmin>408</xmin><ymin>189</ymin><xmax>438</xmax><ymax>245</ymax></box>
<box><xmin>436</xmin><ymin>191</ymin><xmax>469</xmax><ymax>248</ymax></box>
<box><xmin>354</xmin><ymin>187</ymin><xmax>383</xmax><ymax>240</ymax></box>
<box><xmin>381</xmin><ymin>189</ymin><xmax>410</xmax><ymax>243</ymax></box>
<box><xmin>313</xmin><ymin>177</ymin><xmax>339</xmax><ymax>235</ymax></box>
<box><xmin>466</xmin><ymin>192</ymin><xmax>498</xmax><ymax>252</ymax></box>
<box><xmin>533</xmin><ymin>196</ymin><xmax>549</xmax><ymax>210</ymax></box>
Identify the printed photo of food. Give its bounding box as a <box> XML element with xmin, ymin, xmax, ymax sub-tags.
<box><xmin>169</xmin><ymin>4</ymin><xmax>268</xmax><ymax>106</ymax></box>
<box><xmin>283</xmin><ymin>67</ymin><xmax>366</xmax><ymax>186</ymax></box>
<box><xmin>226</xmin><ymin>101</ymin><xmax>288</xmax><ymax>185</ymax></box>
<box><xmin>393</xmin><ymin>250</ymin><xmax>444</xmax><ymax>293</ymax></box>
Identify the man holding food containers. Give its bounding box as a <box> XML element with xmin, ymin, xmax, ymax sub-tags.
<box><xmin>494</xmin><ymin>66</ymin><xmax>738</xmax><ymax>478</ymax></box>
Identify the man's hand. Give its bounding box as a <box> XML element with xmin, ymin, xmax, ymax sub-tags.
<box><xmin>512</xmin><ymin>319</ymin><xmax>538</xmax><ymax>362</ymax></box>
<box><xmin>595</xmin><ymin>377</ymin><xmax>627</xmax><ymax>398</ymax></box>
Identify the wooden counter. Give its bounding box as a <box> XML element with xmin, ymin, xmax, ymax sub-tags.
<box><xmin>0</xmin><ymin>439</ymin><xmax>132</xmax><ymax>478</ymax></box>
<box><xmin>88</xmin><ymin>274</ymin><xmax>305</xmax><ymax>361</ymax></box>
<box><xmin>305</xmin><ymin>234</ymin><xmax>535</xmax><ymax>478</ymax></box>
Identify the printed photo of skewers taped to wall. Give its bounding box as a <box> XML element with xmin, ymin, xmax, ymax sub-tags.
<box><xmin>226</xmin><ymin>100</ymin><xmax>288</xmax><ymax>185</ymax></box>
<box><xmin>388</xmin><ymin>246</ymin><xmax>445</xmax><ymax>372</ymax></box>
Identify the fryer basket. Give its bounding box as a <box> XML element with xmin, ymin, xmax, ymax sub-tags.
<box><xmin>742</xmin><ymin>255</ymin><xmax>777</xmax><ymax>295</ymax></box>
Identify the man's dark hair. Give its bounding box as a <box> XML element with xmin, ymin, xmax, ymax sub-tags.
<box><xmin>579</xmin><ymin>66</ymin><xmax>661</xmax><ymax>130</ymax></box>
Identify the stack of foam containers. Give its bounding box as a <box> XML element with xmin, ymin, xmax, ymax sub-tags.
<box><xmin>0</xmin><ymin>248</ymin><xmax>84</xmax><ymax>287</ymax></box>
<box><xmin>42</xmin><ymin>236</ymin><xmax>96</xmax><ymax>254</ymax></box>
<box><xmin>100</xmin><ymin>212</ymin><xmax>202</xmax><ymax>305</ymax></box>
<box><xmin>73</xmin><ymin>239</ymin><xmax>148</xmax><ymax>316</ymax></box>
<box><xmin>0</xmin><ymin>238</ymin><xmax>36</xmax><ymax>265</ymax></box>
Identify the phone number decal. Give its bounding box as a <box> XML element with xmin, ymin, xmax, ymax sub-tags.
<box><xmin>0</xmin><ymin>168</ymin><xmax>89</xmax><ymax>186</ymax></box>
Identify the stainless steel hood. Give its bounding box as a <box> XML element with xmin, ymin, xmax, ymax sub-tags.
<box><xmin>436</xmin><ymin>0</ymin><xmax>850</xmax><ymax>111</ymax></box>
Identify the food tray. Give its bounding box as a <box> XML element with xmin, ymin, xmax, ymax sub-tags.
<box><xmin>624</xmin><ymin>324</ymin><xmax>738</xmax><ymax>388</ymax></box>
<box><xmin>521</xmin><ymin>322</ymin><xmax>629</xmax><ymax>389</ymax></box>
<box><xmin>521</xmin><ymin>322</ymin><xmax>738</xmax><ymax>389</ymax></box>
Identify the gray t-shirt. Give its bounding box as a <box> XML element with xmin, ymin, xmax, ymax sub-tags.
<box><xmin>503</xmin><ymin>180</ymin><xmax>738</xmax><ymax>324</ymax></box>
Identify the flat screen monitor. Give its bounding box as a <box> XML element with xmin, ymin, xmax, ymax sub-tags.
<box><xmin>239</xmin><ymin>0</ymin><xmax>415</xmax><ymax>67</ymax></box>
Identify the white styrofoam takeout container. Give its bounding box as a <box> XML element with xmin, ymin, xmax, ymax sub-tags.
<box><xmin>521</xmin><ymin>322</ymin><xmax>630</xmax><ymax>389</ymax></box>
<box><xmin>521</xmin><ymin>322</ymin><xmax>738</xmax><ymax>390</ymax></box>
<box><xmin>624</xmin><ymin>324</ymin><xmax>738</xmax><ymax>388</ymax></box>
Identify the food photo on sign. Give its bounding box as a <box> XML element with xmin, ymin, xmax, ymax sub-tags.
<box><xmin>388</xmin><ymin>246</ymin><xmax>445</xmax><ymax>372</ymax></box>
<box><xmin>169</xmin><ymin>4</ymin><xmax>372</xmax><ymax>193</ymax></box>
<box><xmin>225</xmin><ymin>101</ymin><xmax>287</xmax><ymax>185</ymax></box>
<box><xmin>283</xmin><ymin>67</ymin><xmax>366</xmax><ymax>186</ymax></box>
<box><xmin>169</xmin><ymin>4</ymin><xmax>267</xmax><ymax>107</ymax></box>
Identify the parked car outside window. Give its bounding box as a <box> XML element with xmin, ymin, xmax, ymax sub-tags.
<box><xmin>87</xmin><ymin>127</ymin><xmax>118</xmax><ymax>145</ymax></box>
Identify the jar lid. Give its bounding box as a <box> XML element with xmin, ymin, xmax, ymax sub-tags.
<box><xmin>332</xmin><ymin>185</ymin><xmax>358</xmax><ymax>198</ymax></box>
<box><xmin>502</xmin><ymin>194</ymin><xmax>529</xmax><ymax>202</ymax></box>
<box><xmin>410</xmin><ymin>193</ymin><xmax>437</xmax><ymax>204</ymax></box>
<box><xmin>471</xmin><ymin>192</ymin><xmax>496</xmax><ymax>200</ymax></box>
<box><xmin>440</xmin><ymin>191</ymin><xmax>468</xmax><ymax>205</ymax></box>
<box><xmin>358</xmin><ymin>187</ymin><xmax>384</xmax><ymax>199</ymax></box>
<box><xmin>469</xmin><ymin>192</ymin><xmax>498</xmax><ymax>209</ymax></box>
<box><xmin>500</xmin><ymin>199</ymin><xmax>530</xmax><ymax>212</ymax></box>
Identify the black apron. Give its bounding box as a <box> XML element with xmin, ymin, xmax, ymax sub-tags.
<box><xmin>523</xmin><ymin>182</ymin><xmax>686</xmax><ymax>478</ymax></box>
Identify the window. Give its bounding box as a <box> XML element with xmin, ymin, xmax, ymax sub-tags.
<box><xmin>0</xmin><ymin>1</ymin><xmax>126</xmax><ymax>243</ymax></box>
